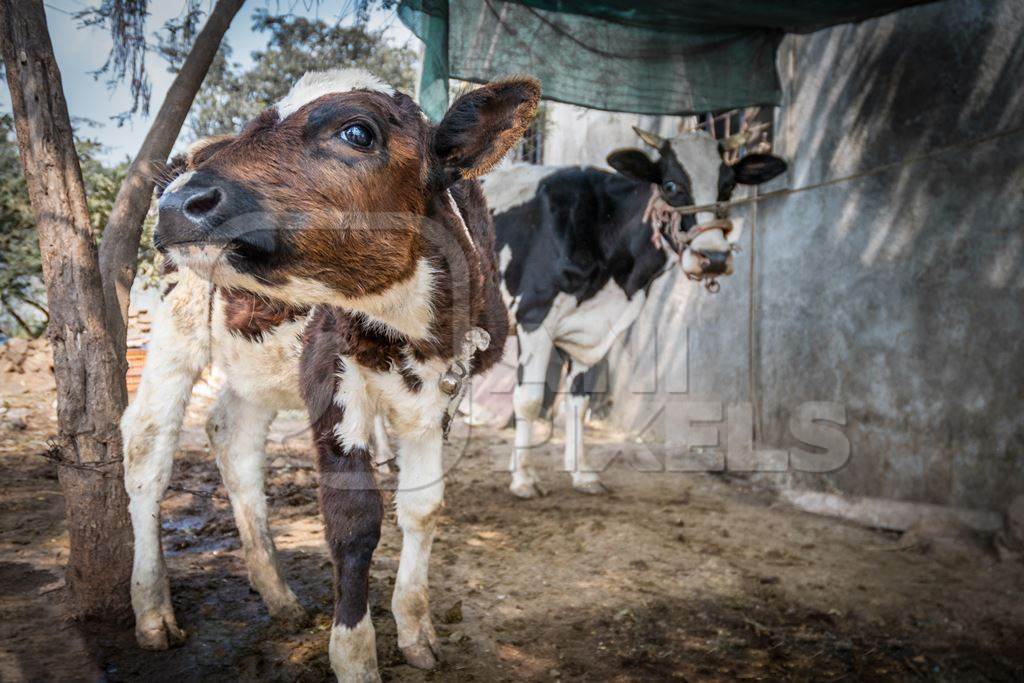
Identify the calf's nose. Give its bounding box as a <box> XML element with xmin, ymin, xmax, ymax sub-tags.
<box><xmin>156</xmin><ymin>182</ymin><xmax>229</xmax><ymax>252</ymax></box>
<box><xmin>159</xmin><ymin>183</ymin><xmax>226</xmax><ymax>222</ymax></box>
<box><xmin>182</xmin><ymin>186</ymin><xmax>224</xmax><ymax>219</ymax></box>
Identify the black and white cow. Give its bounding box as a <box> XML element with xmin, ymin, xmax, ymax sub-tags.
<box><xmin>481</xmin><ymin>129</ymin><xmax>786</xmax><ymax>498</ymax></box>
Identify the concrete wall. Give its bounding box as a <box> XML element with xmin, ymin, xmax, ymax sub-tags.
<box><xmin>601</xmin><ymin>0</ymin><xmax>1024</xmax><ymax>511</ymax></box>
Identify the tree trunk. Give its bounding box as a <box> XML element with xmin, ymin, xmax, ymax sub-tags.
<box><xmin>0</xmin><ymin>0</ymin><xmax>244</xmax><ymax>620</ymax></box>
<box><xmin>0</xmin><ymin>0</ymin><xmax>134</xmax><ymax>618</ymax></box>
<box><xmin>98</xmin><ymin>0</ymin><xmax>244</xmax><ymax>360</ymax></box>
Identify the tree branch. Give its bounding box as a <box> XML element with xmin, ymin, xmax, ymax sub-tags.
<box><xmin>0</xmin><ymin>296</ymin><xmax>34</xmax><ymax>337</ymax></box>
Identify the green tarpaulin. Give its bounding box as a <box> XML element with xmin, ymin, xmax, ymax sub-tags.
<box><xmin>398</xmin><ymin>0</ymin><xmax>939</xmax><ymax>121</ymax></box>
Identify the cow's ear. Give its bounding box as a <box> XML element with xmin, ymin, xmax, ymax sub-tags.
<box><xmin>607</xmin><ymin>149</ymin><xmax>661</xmax><ymax>184</ymax></box>
<box><xmin>434</xmin><ymin>77</ymin><xmax>541</xmax><ymax>185</ymax></box>
<box><xmin>733</xmin><ymin>153</ymin><xmax>787</xmax><ymax>185</ymax></box>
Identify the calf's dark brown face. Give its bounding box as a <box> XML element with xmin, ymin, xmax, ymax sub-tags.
<box><xmin>156</xmin><ymin>70</ymin><xmax>540</xmax><ymax>311</ymax></box>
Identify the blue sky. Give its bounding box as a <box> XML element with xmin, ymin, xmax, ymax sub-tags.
<box><xmin>1</xmin><ymin>1</ymin><xmax>417</xmax><ymax>163</ymax></box>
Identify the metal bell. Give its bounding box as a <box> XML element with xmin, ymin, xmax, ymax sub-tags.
<box><xmin>439</xmin><ymin>372</ymin><xmax>461</xmax><ymax>396</ymax></box>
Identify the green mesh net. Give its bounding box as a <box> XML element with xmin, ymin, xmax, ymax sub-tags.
<box><xmin>398</xmin><ymin>0</ymin><xmax>937</xmax><ymax>121</ymax></box>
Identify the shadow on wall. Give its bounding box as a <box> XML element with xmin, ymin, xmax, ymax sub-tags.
<box><xmin>796</xmin><ymin>0</ymin><xmax>1023</xmax><ymax>284</ymax></box>
<box><xmin>603</xmin><ymin>0</ymin><xmax>1024</xmax><ymax>511</ymax></box>
<box><xmin>758</xmin><ymin>0</ymin><xmax>1024</xmax><ymax>508</ymax></box>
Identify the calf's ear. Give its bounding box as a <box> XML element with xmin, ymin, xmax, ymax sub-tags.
<box><xmin>733</xmin><ymin>153</ymin><xmax>787</xmax><ymax>185</ymax></box>
<box><xmin>607</xmin><ymin>148</ymin><xmax>661</xmax><ymax>184</ymax></box>
<box><xmin>434</xmin><ymin>77</ymin><xmax>541</xmax><ymax>185</ymax></box>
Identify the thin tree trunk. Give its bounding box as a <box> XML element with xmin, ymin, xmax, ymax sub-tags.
<box><xmin>98</xmin><ymin>0</ymin><xmax>244</xmax><ymax>361</ymax></box>
<box><xmin>0</xmin><ymin>0</ymin><xmax>134</xmax><ymax>617</ymax></box>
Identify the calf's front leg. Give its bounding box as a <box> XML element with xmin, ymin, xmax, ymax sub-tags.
<box><xmin>207</xmin><ymin>387</ymin><xmax>306</xmax><ymax>624</ymax></box>
<box><xmin>392</xmin><ymin>428</ymin><xmax>445</xmax><ymax>669</ymax></box>
<box><xmin>122</xmin><ymin>272</ymin><xmax>211</xmax><ymax>649</ymax></box>
<box><xmin>315</xmin><ymin>419</ymin><xmax>384</xmax><ymax>682</ymax></box>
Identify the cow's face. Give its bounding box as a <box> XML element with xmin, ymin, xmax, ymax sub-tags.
<box><xmin>155</xmin><ymin>69</ymin><xmax>539</xmax><ymax>317</ymax></box>
<box><xmin>607</xmin><ymin>130</ymin><xmax>786</xmax><ymax>280</ymax></box>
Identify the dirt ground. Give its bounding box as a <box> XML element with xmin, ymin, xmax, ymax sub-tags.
<box><xmin>2</xmin><ymin>374</ymin><xmax>1023</xmax><ymax>683</ymax></box>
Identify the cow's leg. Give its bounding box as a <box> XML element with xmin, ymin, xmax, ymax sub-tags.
<box><xmin>318</xmin><ymin>435</ymin><xmax>383</xmax><ymax>683</ymax></box>
<box><xmin>207</xmin><ymin>388</ymin><xmax>306</xmax><ymax>624</ymax></box>
<box><xmin>392</xmin><ymin>427</ymin><xmax>444</xmax><ymax>669</ymax></box>
<box><xmin>122</xmin><ymin>273</ymin><xmax>210</xmax><ymax>650</ymax></box>
<box><xmin>510</xmin><ymin>329</ymin><xmax>555</xmax><ymax>499</ymax></box>
<box><xmin>563</xmin><ymin>362</ymin><xmax>608</xmax><ymax>494</ymax></box>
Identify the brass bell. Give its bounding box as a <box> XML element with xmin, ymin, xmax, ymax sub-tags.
<box><xmin>439</xmin><ymin>373</ymin><xmax>460</xmax><ymax>396</ymax></box>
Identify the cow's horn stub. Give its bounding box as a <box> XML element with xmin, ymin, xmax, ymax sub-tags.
<box><xmin>632</xmin><ymin>126</ymin><xmax>666</xmax><ymax>150</ymax></box>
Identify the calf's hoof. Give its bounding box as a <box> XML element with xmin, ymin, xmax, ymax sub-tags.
<box><xmin>135</xmin><ymin>614</ymin><xmax>187</xmax><ymax>650</ymax></box>
<box><xmin>401</xmin><ymin>638</ymin><xmax>442</xmax><ymax>670</ymax></box>
<box><xmin>269</xmin><ymin>600</ymin><xmax>310</xmax><ymax>629</ymax></box>
<box><xmin>509</xmin><ymin>480</ymin><xmax>546</xmax><ymax>499</ymax></box>
<box><xmin>572</xmin><ymin>479</ymin><xmax>610</xmax><ymax>496</ymax></box>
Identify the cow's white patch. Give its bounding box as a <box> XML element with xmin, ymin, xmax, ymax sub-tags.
<box><xmin>727</xmin><ymin>216</ymin><xmax>744</xmax><ymax>245</ymax></box>
<box><xmin>497</xmin><ymin>244</ymin><xmax>517</xmax><ymax>314</ymax></box>
<box><xmin>669</xmin><ymin>133</ymin><xmax>721</xmax><ymax>225</ymax></box>
<box><xmin>689</xmin><ymin>227</ymin><xmax>731</xmax><ymax>253</ymax></box>
<box><xmin>329</xmin><ymin>611</ymin><xmax>380</xmax><ymax>682</ymax></box>
<box><xmin>277</xmin><ymin>68</ymin><xmax>394</xmax><ymax>119</ymax></box>
<box><xmin>481</xmin><ymin>163</ymin><xmax>563</xmax><ymax>214</ymax></box>
<box><xmin>333</xmin><ymin>359</ymin><xmax>372</xmax><ymax>452</ymax></box>
<box><xmin>552</xmin><ymin>280</ymin><xmax>647</xmax><ymax>367</ymax></box>
<box><xmin>165</xmin><ymin>243</ymin><xmax>230</xmax><ymax>281</ymax></box>
<box><xmin>210</xmin><ymin>290</ymin><xmax>307</xmax><ymax>410</ymax></box>
<box><xmin>198</xmin><ymin>257</ymin><xmax>437</xmax><ymax>341</ymax></box>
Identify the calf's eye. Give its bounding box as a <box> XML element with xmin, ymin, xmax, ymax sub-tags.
<box><xmin>340</xmin><ymin>124</ymin><xmax>373</xmax><ymax>148</ymax></box>
<box><xmin>663</xmin><ymin>180</ymin><xmax>678</xmax><ymax>193</ymax></box>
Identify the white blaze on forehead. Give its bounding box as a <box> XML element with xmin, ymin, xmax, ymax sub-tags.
<box><xmin>275</xmin><ymin>68</ymin><xmax>394</xmax><ymax>119</ymax></box>
<box><xmin>668</xmin><ymin>132</ymin><xmax>721</xmax><ymax>223</ymax></box>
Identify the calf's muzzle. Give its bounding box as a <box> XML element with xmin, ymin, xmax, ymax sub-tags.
<box><xmin>155</xmin><ymin>173</ymin><xmax>276</xmax><ymax>256</ymax></box>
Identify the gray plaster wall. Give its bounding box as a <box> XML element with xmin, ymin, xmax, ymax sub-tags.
<box><xmin>602</xmin><ymin>0</ymin><xmax>1024</xmax><ymax>511</ymax></box>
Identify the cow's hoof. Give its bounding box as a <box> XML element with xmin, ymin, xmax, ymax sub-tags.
<box><xmin>135</xmin><ymin>615</ymin><xmax>187</xmax><ymax>650</ymax></box>
<box><xmin>401</xmin><ymin>640</ymin><xmax>441</xmax><ymax>670</ymax></box>
<box><xmin>573</xmin><ymin>480</ymin><xmax>610</xmax><ymax>495</ymax></box>
<box><xmin>509</xmin><ymin>480</ymin><xmax>546</xmax><ymax>499</ymax></box>
<box><xmin>269</xmin><ymin>600</ymin><xmax>310</xmax><ymax>628</ymax></box>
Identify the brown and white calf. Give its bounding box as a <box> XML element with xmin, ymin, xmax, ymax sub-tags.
<box><xmin>121</xmin><ymin>69</ymin><xmax>539</xmax><ymax>680</ymax></box>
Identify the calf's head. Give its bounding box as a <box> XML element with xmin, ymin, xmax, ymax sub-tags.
<box><xmin>607</xmin><ymin>128</ymin><xmax>786</xmax><ymax>281</ymax></box>
<box><xmin>156</xmin><ymin>69</ymin><xmax>539</xmax><ymax>328</ymax></box>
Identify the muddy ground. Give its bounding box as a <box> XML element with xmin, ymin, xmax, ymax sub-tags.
<box><xmin>1</xmin><ymin>375</ymin><xmax>1022</xmax><ymax>682</ymax></box>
